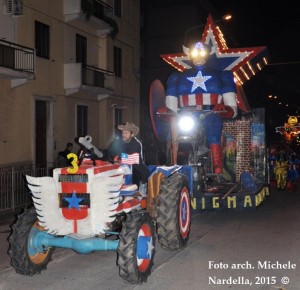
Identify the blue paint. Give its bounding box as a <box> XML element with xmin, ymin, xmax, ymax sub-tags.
<box><xmin>137</xmin><ymin>236</ymin><xmax>152</xmax><ymax>259</ymax></box>
<box><xmin>30</xmin><ymin>230</ymin><xmax>119</xmax><ymax>254</ymax></box>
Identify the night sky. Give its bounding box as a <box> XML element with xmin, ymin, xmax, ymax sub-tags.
<box><xmin>209</xmin><ymin>0</ymin><xmax>299</xmax><ymax>58</ymax></box>
<box><xmin>208</xmin><ymin>0</ymin><xmax>300</xmax><ymax>144</ymax></box>
<box><xmin>208</xmin><ymin>0</ymin><xmax>300</xmax><ymax>104</ymax></box>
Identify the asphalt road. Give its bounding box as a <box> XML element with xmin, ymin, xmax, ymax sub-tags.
<box><xmin>1</xmin><ymin>186</ymin><xmax>300</xmax><ymax>290</ymax></box>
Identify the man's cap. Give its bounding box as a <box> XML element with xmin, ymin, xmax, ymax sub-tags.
<box><xmin>118</xmin><ymin>122</ymin><xmax>139</xmax><ymax>136</ymax></box>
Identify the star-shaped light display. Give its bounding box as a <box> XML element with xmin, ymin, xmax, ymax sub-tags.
<box><xmin>161</xmin><ymin>15</ymin><xmax>268</xmax><ymax>83</ymax></box>
<box><xmin>187</xmin><ymin>71</ymin><xmax>212</xmax><ymax>92</ymax></box>
<box><xmin>64</xmin><ymin>192</ymin><xmax>83</xmax><ymax>210</ymax></box>
<box><xmin>160</xmin><ymin>14</ymin><xmax>269</xmax><ymax>111</ymax></box>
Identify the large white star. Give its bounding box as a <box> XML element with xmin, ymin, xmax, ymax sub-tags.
<box><xmin>187</xmin><ymin>71</ymin><xmax>212</xmax><ymax>92</ymax></box>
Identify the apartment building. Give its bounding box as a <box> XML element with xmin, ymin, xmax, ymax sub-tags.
<box><xmin>0</xmin><ymin>0</ymin><xmax>140</xmax><ymax>167</ymax></box>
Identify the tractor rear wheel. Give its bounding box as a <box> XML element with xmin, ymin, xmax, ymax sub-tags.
<box><xmin>8</xmin><ymin>207</ymin><xmax>54</xmax><ymax>275</ymax></box>
<box><xmin>157</xmin><ymin>173</ymin><xmax>191</xmax><ymax>250</ymax></box>
<box><xmin>117</xmin><ymin>211</ymin><xmax>155</xmax><ymax>284</ymax></box>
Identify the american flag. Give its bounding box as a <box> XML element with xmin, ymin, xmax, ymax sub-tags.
<box><xmin>121</xmin><ymin>153</ymin><xmax>139</xmax><ymax>165</ymax></box>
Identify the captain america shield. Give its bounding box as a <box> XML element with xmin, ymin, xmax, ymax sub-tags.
<box><xmin>179</xmin><ymin>186</ymin><xmax>191</xmax><ymax>238</ymax></box>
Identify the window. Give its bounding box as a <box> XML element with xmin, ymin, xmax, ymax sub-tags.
<box><xmin>114</xmin><ymin>0</ymin><xmax>121</xmax><ymax>17</ymax></box>
<box><xmin>77</xmin><ymin>105</ymin><xmax>88</xmax><ymax>137</ymax></box>
<box><xmin>114</xmin><ymin>108</ymin><xmax>122</xmax><ymax>137</ymax></box>
<box><xmin>114</xmin><ymin>46</ymin><xmax>122</xmax><ymax>77</ymax></box>
<box><xmin>115</xmin><ymin>108</ymin><xmax>122</xmax><ymax>128</ymax></box>
<box><xmin>76</xmin><ymin>34</ymin><xmax>87</xmax><ymax>64</ymax></box>
<box><xmin>35</xmin><ymin>21</ymin><xmax>50</xmax><ymax>59</ymax></box>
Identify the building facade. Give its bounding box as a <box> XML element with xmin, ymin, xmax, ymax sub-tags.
<box><xmin>0</xmin><ymin>0</ymin><xmax>140</xmax><ymax>167</ymax></box>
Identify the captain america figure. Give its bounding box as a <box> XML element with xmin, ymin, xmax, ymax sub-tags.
<box><xmin>165</xmin><ymin>41</ymin><xmax>238</xmax><ymax>174</ymax></box>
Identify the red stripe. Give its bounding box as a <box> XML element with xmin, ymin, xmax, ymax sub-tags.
<box><xmin>94</xmin><ymin>163</ymin><xmax>120</xmax><ymax>174</ymax></box>
<box><xmin>195</xmin><ymin>94</ymin><xmax>203</xmax><ymax>105</ymax></box>
<box><xmin>115</xmin><ymin>198</ymin><xmax>141</xmax><ymax>212</ymax></box>
<box><xmin>210</xmin><ymin>93</ymin><xmax>219</xmax><ymax>104</ymax></box>
<box><xmin>182</xmin><ymin>95</ymin><xmax>189</xmax><ymax>106</ymax></box>
<box><xmin>61</xmin><ymin>183</ymin><xmax>87</xmax><ymax>193</ymax></box>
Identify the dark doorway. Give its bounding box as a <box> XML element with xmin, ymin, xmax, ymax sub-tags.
<box><xmin>35</xmin><ymin>100</ymin><xmax>47</xmax><ymax>167</ymax></box>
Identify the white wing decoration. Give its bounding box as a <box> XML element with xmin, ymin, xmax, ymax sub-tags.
<box><xmin>88</xmin><ymin>174</ymin><xmax>123</xmax><ymax>235</ymax></box>
<box><xmin>26</xmin><ymin>175</ymin><xmax>73</xmax><ymax>235</ymax></box>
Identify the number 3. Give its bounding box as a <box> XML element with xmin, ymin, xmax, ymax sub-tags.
<box><xmin>66</xmin><ymin>153</ymin><xmax>78</xmax><ymax>173</ymax></box>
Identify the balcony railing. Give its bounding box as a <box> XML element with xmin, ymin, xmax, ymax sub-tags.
<box><xmin>82</xmin><ymin>64</ymin><xmax>114</xmax><ymax>90</ymax></box>
<box><xmin>0</xmin><ymin>39</ymin><xmax>35</xmax><ymax>78</ymax></box>
<box><xmin>64</xmin><ymin>63</ymin><xmax>115</xmax><ymax>96</ymax></box>
<box><xmin>64</xmin><ymin>0</ymin><xmax>115</xmax><ymax>35</ymax></box>
<box><xmin>92</xmin><ymin>0</ymin><xmax>113</xmax><ymax>21</ymax></box>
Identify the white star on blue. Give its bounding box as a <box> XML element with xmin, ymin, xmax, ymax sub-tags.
<box><xmin>147</xmin><ymin>237</ymin><xmax>155</xmax><ymax>259</ymax></box>
<box><xmin>64</xmin><ymin>192</ymin><xmax>84</xmax><ymax>210</ymax></box>
<box><xmin>187</xmin><ymin>71</ymin><xmax>212</xmax><ymax>92</ymax></box>
<box><xmin>181</xmin><ymin>201</ymin><xmax>187</xmax><ymax>222</ymax></box>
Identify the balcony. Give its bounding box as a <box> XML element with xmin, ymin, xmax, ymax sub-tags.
<box><xmin>0</xmin><ymin>39</ymin><xmax>35</xmax><ymax>80</ymax></box>
<box><xmin>64</xmin><ymin>63</ymin><xmax>115</xmax><ymax>100</ymax></box>
<box><xmin>64</xmin><ymin>0</ymin><xmax>114</xmax><ymax>36</ymax></box>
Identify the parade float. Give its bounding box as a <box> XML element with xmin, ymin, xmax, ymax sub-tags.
<box><xmin>149</xmin><ymin>15</ymin><xmax>270</xmax><ymax>211</ymax></box>
<box><xmin>275</xmin><ymin>116</ymin><xmax>300</xmax><ymax>144</ymax></box>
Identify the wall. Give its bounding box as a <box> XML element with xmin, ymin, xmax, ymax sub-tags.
<box><xmin>223</xmin><ymin>117</ymin><xmax>253</xmax><ymax>182</ymax></box>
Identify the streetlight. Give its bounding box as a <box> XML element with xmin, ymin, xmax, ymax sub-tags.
<box><xmin>222</xmin><ymin>14</ymin><xmax>232</xmax><ymax>21</ymax></box>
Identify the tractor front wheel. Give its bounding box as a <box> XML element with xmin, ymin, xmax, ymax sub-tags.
<box><xmin>117</xmin><ymin>211</ymin><xmax>155</xmax><ymax>284</ymax></box>
<box><xmin>8</xmin><ymin>207</ymin><xmax>54</xmax><ymax>275</ymax></box>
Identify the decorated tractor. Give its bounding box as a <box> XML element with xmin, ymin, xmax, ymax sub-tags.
<box><xmin>8</xmin><ymin>135</ymin><xmax>191</xmax><ymax>284</ymax></box>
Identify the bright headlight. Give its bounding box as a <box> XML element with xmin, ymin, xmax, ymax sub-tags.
<box><xmin>178</xmin><ymin>116</ymin><xmax>195</xmax><ymax>132</ymax></box>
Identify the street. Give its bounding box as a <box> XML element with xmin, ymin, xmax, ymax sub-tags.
<box><xmin>1</xmin><ymin>186</ymin><xmax>300</xmax><ymax>290</ymax></box>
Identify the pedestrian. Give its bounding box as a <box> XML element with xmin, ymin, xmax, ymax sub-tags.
<box><xmin>57</xmin><ymin>142</ymin><xmax>73</xmax><ymax>167</ymax></box>
<box><xmin>109</xmin><ymin>122</ymin><xmax>150</xmax><ymax>195</ymax></box>
<box><xmin>274</xmin><ymin>151</ymin><xmax>288</xmax><ymax>190</ymax></box>
<box><xmin>287</xmin><ymin>152</ymin><xmax>299</xmax><ymax>191</ymax></box>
